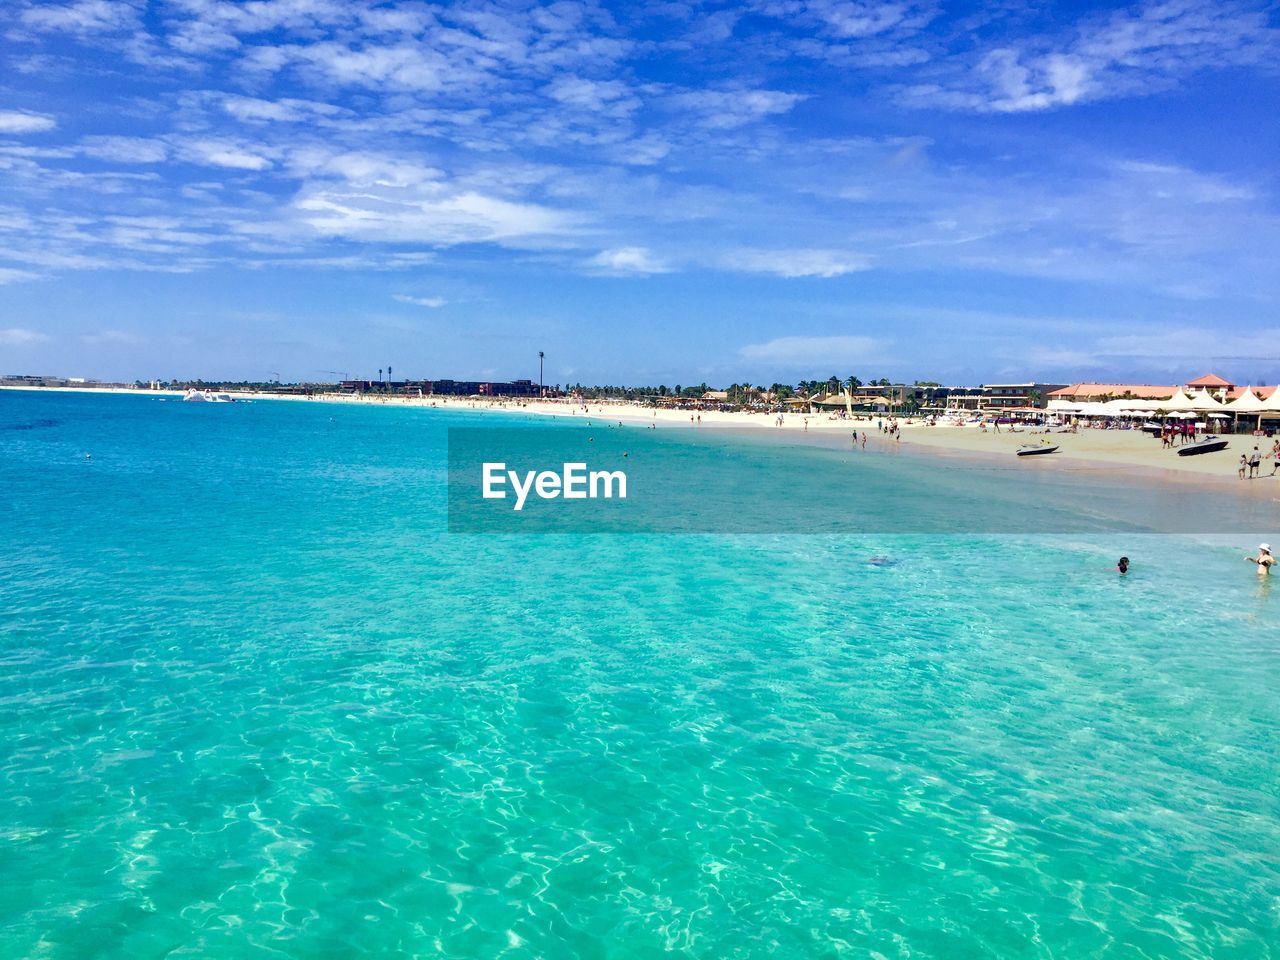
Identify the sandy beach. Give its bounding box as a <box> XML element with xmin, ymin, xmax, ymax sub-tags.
<box><xmin>6</xmin><ymin>385</ymin><xmax>1278</xmax><ymax>495</ymax></box>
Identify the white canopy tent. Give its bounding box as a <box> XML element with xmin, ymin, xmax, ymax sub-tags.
<box><xmin>1157</xmin><ymin>389</ymin><xmax>1200</xmax><ymax>411</ymax></box>
<box><xmin>1117</xmin><ymin>398</ymin><xmax>1163</xmax><ymax>412</ymax></box>
<box><xmin>1185</xmin><ymin>391</ymin><xmax>1226</xmax><ymax>412</ymax></box>
<box><xmin>1225</xmin><ymin>389</ymin><xmax>1266</xmax><ymax>413</ymax></box>
<box><xmin>1101</xmin><ymin>399</ymin><xmax>1144</xmax><ymax>416</ymax></box>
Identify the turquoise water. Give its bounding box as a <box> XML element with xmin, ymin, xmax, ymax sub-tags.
<box><xmin>2</xmin><ymin>390</ymin><xmax>1278</xmax><ymax>958</ymax></box>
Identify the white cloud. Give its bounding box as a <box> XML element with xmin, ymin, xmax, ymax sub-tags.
<box><xmin>393</xmin><ymin>294</ymin><xmax>446</xmax><ymax>308</ymax></box>
<box><xmin>80</xmin><ymin>136</ymin><xmax>168</xmax><ymax>164</ymax></box>
<box><xmin>20</xmin><ymin>0</ymin><xmax>141</xmax><ymax>35</ymax></box>
<box><xmin>545</xmin><ymin>76</ymin><xmax>639</xmax><ymax>117</ymax></box>
<box><xmin>177</xmin><ymin>139</ymin><xmax>274</xmax><ymax>171</ymax></box>
<box><xmin>900</xmin><ymin>0</ymin><xmax>1280</xmax><ymax>113</ymax></box>
<box><xmin>81</xmin><ymin>329</ymin><xmax>146</xmax><ymax>345</ymax></box>
<box><xmin>0</xmin><ymin>327</ymin><xmax>49</xmax><ymax>345</ymax></box>
<box><xmin>666</xmin><ymin>88</ymin><xmax>805</xmax><ymax>128</ymax></box>
<box><xmin>740</xmin><ymin>334</ymin><xmax>887</xmax><ymax>366</ymax></box>
<box><xmin>754</xmin><ymin>0</ymin><xmax>937</xmax><ymax>38</ymax></box>
<box><xmin>0</xmin><ymin>267</ymin><xmax>40</xmax><ymax>284</ymax></box>
<box><xmin>722</xmin><ymin>248</ymin><xmax>872</xmax><ymax>277</ymax></box>
<box><xmin>587</xmin><ymin>246</ymin><xmax>670</xmax><ymax>275</ymax></box>
<box><xmin>294</xmin><ymin>184</ymin><xmax>571</xmax><ymax>246</ymax></box>
<box><xmin>220</xmin><ymin>95</ymin><xmax>345</xmax><ymax>124</ymax></box>
<box><xmin>0</xmin><ymin>110</ymin><xmax>56</xmax><ymax>134</ymax></box>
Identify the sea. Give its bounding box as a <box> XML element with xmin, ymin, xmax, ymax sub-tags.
<box><xmin>2</xmin><ymin>389</ymin><xmax>1277</xmax><ymax>958</ymax></box>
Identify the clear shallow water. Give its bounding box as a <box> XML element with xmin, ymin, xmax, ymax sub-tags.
<box><xmin>1</xmin><ymin>390</ymin><xmax>1278</xmax><ymax>959</ymax></box>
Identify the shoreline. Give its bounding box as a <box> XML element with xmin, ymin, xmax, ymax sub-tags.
<box><xmin>6</xmin><ymin>384</ymin><xmax>1278</xmax><ymax>499</ymax></box>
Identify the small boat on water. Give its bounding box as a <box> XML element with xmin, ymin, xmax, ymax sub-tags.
<box><xmin>1177</xmin><ymin>437</ymin><xmax>1229</xmax><ymax>457</ymax></box>
<box><xmin>1016</xmin><ymin>443</ymin><xmax>1059</xmax><ymax>456</ymax></box>
<box><xmin>183</xmin><ymin>388</ymin><xmax>236</xmax><ymax>403</ymax></box>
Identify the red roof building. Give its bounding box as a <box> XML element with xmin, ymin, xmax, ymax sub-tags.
<box><xmin>1185</xmin><ymin>373</ymin><xmax>1233</xmax><ymax>388</ymax></box>
<box><xmin>1048</xmin><ymin>383</ymin><xmax>1177</xmax><ymax>401</ymax></box>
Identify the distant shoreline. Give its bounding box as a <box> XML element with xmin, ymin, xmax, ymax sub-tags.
<box><xmin>5</xmin><ymin>384</ymin><xmax>1277</xmax><ymax>499</ymax></box>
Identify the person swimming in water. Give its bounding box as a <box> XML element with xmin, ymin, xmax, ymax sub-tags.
<box><xmin>1244</xmin><ymin>543</ymin><xmax>1274</xmax><ymax>576</ymax></box>
<box><xmin>1117</xmin><ymin>557</ymin><xmax>1129</xmax><ymax>574</ymax></box>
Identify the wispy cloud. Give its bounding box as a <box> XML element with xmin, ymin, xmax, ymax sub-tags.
<box><xmin>176</xmin><ymin>138</ymin><xmax>274</xmax><ymax>171</ymax></box>
<box><xmin>664</xmin><ymin>89</ymin><xmax>806</xmax><ymax>128</ymax></box>
<box><xmin>899</xmin><ymin>0</ymin><xmax>1279</xmax><ymax>112</ymax></box>
<box><xmin>0</xmin><ymin>267</ymin><xmax>40</xmax><ymax>284</ymax></box>
<box><xmin>0</xmin><ymin>109</ymin><xmax>56</xmax><ymax>134</ymax></box>
<box><xmin>722</xmin><ymin>249</ymin><xmax>873</xmax><ymax>278</ymax></box>
<box><xmin>295</xmin><ymin>185</ymin><xmax>572</xmax><ymax>246</ymax></box>
<box><xmin>393</xmin><ymin>294</ymin><xmax>445</xmax><ymax>308</ymax></box>
<box><xmin>587</xmin><ymin>247</ymin><xmax>670</xmax><ymax>275</ymax></box>
<box><xmin>80</xmin><ymin>136</ymin><xmax>168</xmax><ymax>163</ymax></box>
<box><xmin>0</xmin><ymin>327</ymin><xmax>49</xmax><ymax>345</ymax></box>
<box><xmin>81</xmin><ymin>329</ymin><xmax>147</xmax><ymax>345</ymax></box>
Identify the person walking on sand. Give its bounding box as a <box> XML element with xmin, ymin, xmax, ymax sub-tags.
<box><xmin>1244</xmin><ymin>544</ymin><xmax>1274</xmax><ymax>576</ymax></box>
<box><xmin>1249</xmin><ymin>446</ymin><xmax>1262</xmax><ymax>478</ymax></box>
<box><xmin>1239</xmin><ymin>454</ymin><xmax>1248</xmax><ymax>479</ymax></box>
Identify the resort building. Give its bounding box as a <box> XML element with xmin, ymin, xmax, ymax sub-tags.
<box><xmin>1048</xmin><ymin>382</ymin><xmax>1179</xmax><ymax>402</ymax></box>
<box><xmin>1</xmin><ymin>374</ymin><xmax>73</xmax><ymax>387</ymax></box>
<box><xmin>1048</xmin><ymin>373</ymin><xmax>1280</xmax><ymax>433</ymax></box>
<box><xmin>339</xmin><ymin>378</ymin><xmax>543</xmax><ymax>397</ymax></box>
<box><xmin>938</xmin><ymin>383</ymin><xmax>1063</xmax><ymax>413</ymax></box>
<box><xmin>1049</xmin><ymin>374</ymin><xmax>1273</xmax><ymax>404</ymax></box>
<box><xmin>981</xmin><ymin>383</ymin><xmax>1068</xmax><ymax>409</ymax></box>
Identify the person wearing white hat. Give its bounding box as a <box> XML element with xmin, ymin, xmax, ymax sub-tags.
<box><xmin>1244</xmin><ymin>543</ymin><xmax>1274</xmax><ymax>576</ymax></box>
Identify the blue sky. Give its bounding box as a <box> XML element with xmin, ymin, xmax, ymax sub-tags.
<box><xmin>1</xmin><ymin>0</ymin><xmax>1277</xmax><ymax>387</ymax></box>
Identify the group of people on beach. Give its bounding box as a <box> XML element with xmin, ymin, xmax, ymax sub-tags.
<box><xmin>1160</xmin><ymin>422</ymin><xmax>1199</xmax><ymax>447</ymax></box>
<box><xmin>1238</xmin><ymin>441</ymin><xmax>1280</xmax><ymax>479</ymax></box>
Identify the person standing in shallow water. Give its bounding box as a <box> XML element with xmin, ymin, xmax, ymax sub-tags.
<box><xmin>1244</xmin><ymin>544</ymin><xmax>1274</xmax><ymax>576</ymax></box>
